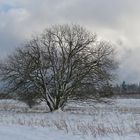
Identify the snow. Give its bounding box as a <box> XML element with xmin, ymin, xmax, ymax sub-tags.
<box><xmin>0</xmin><ymin>125</ymin><xmax>140</xmax><ymax>140</ymax></box>
<box><xmin>0</xmin><ymin>98</ymin><xmax>140</xmax><ymax>140</ymax></box>
<box><xmin>0</xmin><ymin>125</ymin><xmax>82</xmax><ymax>140</ymax></box>
<box><xmin>115</xmin><ymin>99</ymin><xmax>140</xmax><ymax>108</ymax></box>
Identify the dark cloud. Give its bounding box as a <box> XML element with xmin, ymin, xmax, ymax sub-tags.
<box><xmin>57</xmin><ymin>0</ymin><xmax>125</xmax><ymax>26</ymax></box>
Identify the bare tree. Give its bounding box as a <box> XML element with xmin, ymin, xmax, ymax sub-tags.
<box><xmin>0</xmin><ymin>24</ymin><xmax>117</xmax><ymax>111</ymax></box>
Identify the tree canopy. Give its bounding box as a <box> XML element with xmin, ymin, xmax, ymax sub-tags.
<box><xmin>0</xmin><ymin>24</ymin><xmax>117</xmax><ymax>111</ymax></box>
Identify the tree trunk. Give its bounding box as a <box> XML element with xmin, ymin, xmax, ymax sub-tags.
<box><xmin>45</xmin><ymin>99</ymin><xmax>53</xmax><ymax>112</ymax></box>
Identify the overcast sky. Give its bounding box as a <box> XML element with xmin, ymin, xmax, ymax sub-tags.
<box><xmin>0</xmin><ymin>0</ymin><xmax>140</xmax><ymax>83</ymax></box>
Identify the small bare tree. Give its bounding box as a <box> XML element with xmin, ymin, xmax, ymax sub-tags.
<box><xmin>0</xmin><ymin>24</ymin><xmax>117</xmax><ymax>111</ymax></box>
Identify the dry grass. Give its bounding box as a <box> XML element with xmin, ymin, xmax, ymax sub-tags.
<box><xmin>0</xmin><ymin>99</ymin><xmax>140</xmax><ymax>138</ymax></box>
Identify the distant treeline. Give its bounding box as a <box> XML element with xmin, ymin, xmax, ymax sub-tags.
<box><xmin>113</xmin><ymin>81</ymin><xmax>140</xmax><ymax>94</ymax></box>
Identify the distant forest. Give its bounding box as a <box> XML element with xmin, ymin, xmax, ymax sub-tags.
<box><xmin>113</xmin><ymin>81</ymin><xmax>140</xmax><ymax>95</ymax></box>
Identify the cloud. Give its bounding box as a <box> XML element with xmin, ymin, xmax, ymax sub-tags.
<box><xmin>0</xmin><ymin>0</ymin><xmax>140</xmax><ymax>82</ymax></box>
<box><xmin>117</xmin><ymin>47</ymin><xmax>140</xmax><ymax>83</ymax></box>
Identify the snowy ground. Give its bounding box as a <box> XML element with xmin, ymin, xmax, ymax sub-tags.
<box><xmin>0</xmin><ymin>98</ymin><xmax>140</xmax><ymax>140</ymax></box>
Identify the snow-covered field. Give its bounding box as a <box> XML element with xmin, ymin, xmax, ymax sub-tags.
<box><xmin>0</xmin><ymin>98</ymin><xmax>140</xmax><ymax>140</ymax></box>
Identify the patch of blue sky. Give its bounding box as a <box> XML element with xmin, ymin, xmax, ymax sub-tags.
<box><xmin>0</xmin><ymin>3</ymin><xmax>17</xmax><ymax>12</ymax></box>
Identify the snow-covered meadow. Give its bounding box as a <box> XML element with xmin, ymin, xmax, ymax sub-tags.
<box><xmin>0</xmin><ymin>98</ymin><xmax>140</xmax><ymax>140</ymax></box>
